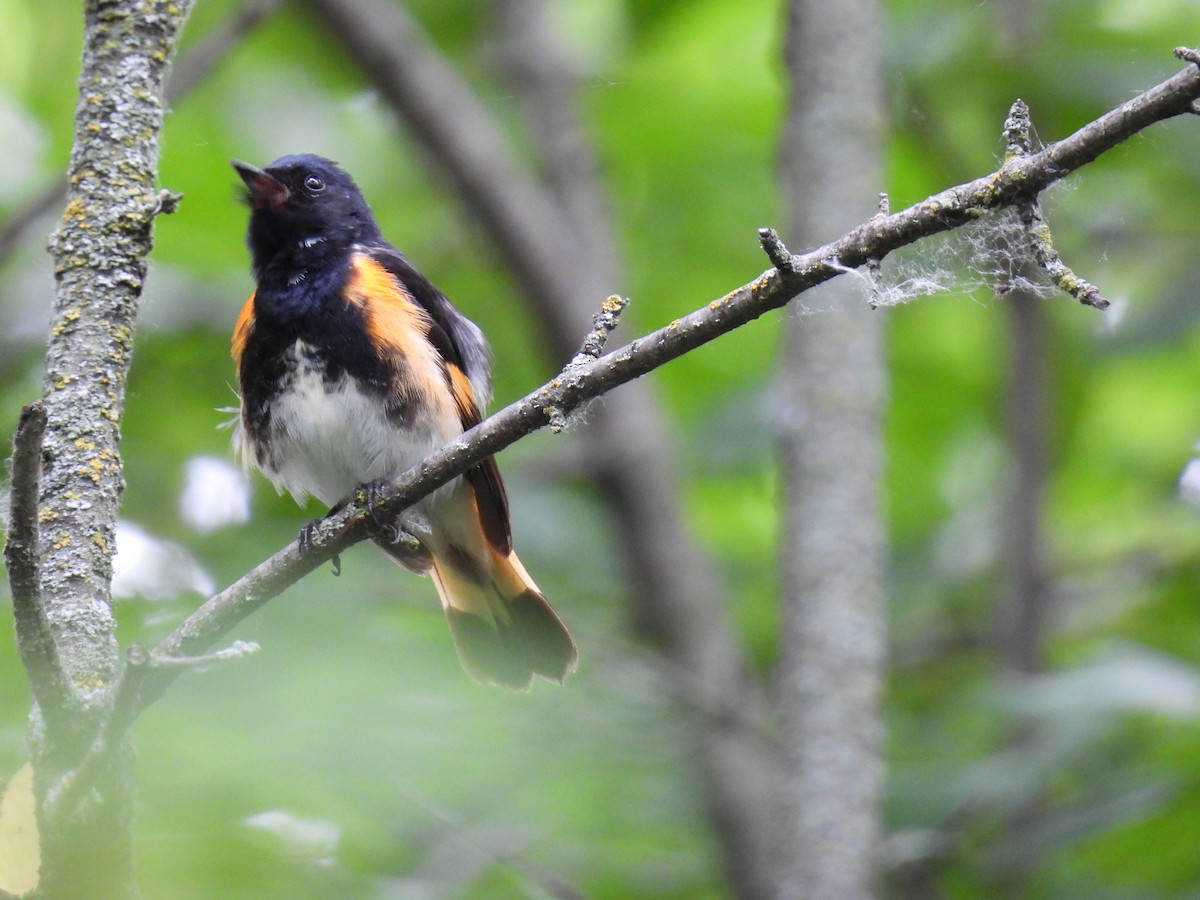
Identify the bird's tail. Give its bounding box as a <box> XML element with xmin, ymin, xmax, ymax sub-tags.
<box><xmin>428</xmin><ymin>544</ymin><xmax>577</xmax><ymax>690</ymax></box>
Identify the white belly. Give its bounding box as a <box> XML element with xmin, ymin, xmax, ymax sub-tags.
<box><xmin>238</xmin><ymin>342</ymin><xmax>460</xmax><ymax>511</ymax></box>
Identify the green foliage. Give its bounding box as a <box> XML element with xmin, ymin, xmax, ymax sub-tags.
<box><xmin>2</xmin><ymin>0</ymin><xmax>1200</xmax><ymax>896</ymax></box>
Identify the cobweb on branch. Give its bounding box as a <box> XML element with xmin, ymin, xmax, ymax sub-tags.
<box><xmin>869</xmin><ymin>207</ymin><xmax>1065</xmax><ymax>309</ymax></box>
<box><xmin>789</xmin><ymin>201</ymin><xmax>1084</xmax><ymax>316</ymax></box>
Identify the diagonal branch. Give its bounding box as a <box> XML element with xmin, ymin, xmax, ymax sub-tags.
<box><xmin>162</xmin><ymin>0</ymin><xmax>289</xmax><ymax>100</ymax></box>
<box><xmin>117</xmin><ymin>47</ymin><xmax>1200</xmax><ymax>721</ymax></box>
<box><xmin>492</xmin><ymin>0</ymin><xmax>621</xmax><ymax>285</ymax></box>
<box><xmin>303</xmin><ymin>0</ymin><xmax>586</xmax><ymax>336</ymax></box>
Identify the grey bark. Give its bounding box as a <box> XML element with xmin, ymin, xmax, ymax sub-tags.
<box><xmin>776</xmin><ymin>0</ymin><xmax>888</xmax><ymax>898</ymax></box>
<box><xmin>1002</xmin><ymin>288</ymin><xmax>1050</xmax><ymax>675</ymax></box>
<box><xmin>16</xmin><ymin>0</ymin><xmax>192</xmax><ymax>895</ymax></box>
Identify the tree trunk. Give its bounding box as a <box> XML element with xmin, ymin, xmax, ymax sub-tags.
<box><xmin>23</xmin><ymin>0</ymin><xmax>191</xmax><ymax>895</ymax></box>
<box><xmin>776</xmin><ymin>0</ymin><xmax>887</xmax><ymax>897</ymax></box>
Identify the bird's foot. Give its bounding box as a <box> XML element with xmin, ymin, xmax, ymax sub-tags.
<box><xmin>355</xmin><ymin>480</ymin><xmax>410</xmax><ymax>542</ymax></box>
<box><xmin>298</xmin><ymin>518</ymin><xmax>320</xmax><ymax>555</ymax></box>
<box><xmin>355</xmin><ymin>480</ymin><xmax>426</xmax><ymax>563</ymax></box>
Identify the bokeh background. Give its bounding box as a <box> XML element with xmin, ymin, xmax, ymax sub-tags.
<box><xmin>3</xmin><ymin>0</ymin><xmax>1200</xmax><ymax>897</ymax></box>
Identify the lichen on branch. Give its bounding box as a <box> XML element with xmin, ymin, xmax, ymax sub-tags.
<box><xmin>40</xmin><ymin>0</ymin><xmax>192</xmax><ymax>715</ymax></box>
<box><xmin>21</xmin><ymin>0</ymin><xmax>193</xmax><ymax>896</ymax></box>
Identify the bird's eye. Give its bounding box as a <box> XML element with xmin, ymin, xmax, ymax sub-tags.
<box><xmin>303</xmin><ymin>174</ymin><xmax>326</xmax><ymax>194</ymax></box>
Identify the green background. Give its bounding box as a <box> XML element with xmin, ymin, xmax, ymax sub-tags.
<box><xmin>2</xmin><ymin>0</ymin><xmax>1200</xmax><ymax>896</ymax></box>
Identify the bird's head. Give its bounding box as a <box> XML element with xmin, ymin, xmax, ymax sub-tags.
<box><xmin>233</xmin><ymin>154</ymin><xmax>381</xmax><ymax>264</ymax></box>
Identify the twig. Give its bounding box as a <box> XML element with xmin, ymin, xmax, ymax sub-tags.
<box><xmin>121</xmin><ymin>48</ymin><xmax>1200</xmax><ymax>721</ymax></box>
<box><xmin>1004</xmin><ymin>98</ymin><xmax>1035</xmax><ymax>159</ymax></box>
<box><xmin>864</xmin><ymin>193</ymin><xmax>890</xmax><ymax>308</ymax></box>
<box><xmin>1022</xmin><ymin>210</ymin><xmax>1109</xmax><ymax>309</ymax></box>
<box><xmin>397</xmin><ymin>786</ymin><xmax>585</xmax><ymax>900</ymax></box>
<box><xmin>1174</xmin><ymin>48</ymin><xmax>1200</xmax><ymax>114</ymax></box>
<box><xmin>1175</xmin><ymin>46</ymin><xmax>1200</xmax><ymax>68</ymax></box>
<box><xmin>42</xmin><ymin>636</ymin><xmax>260</xmax><ymax>820</ymax></box>
<box><xmin>4</xmin><ymin>402</ymin><xmax>72</xmax><ymax>723</ymax></box>
<box><xmin>548</xmin><ymin>295</ymin><xmax>630</xmax><ymax>432</ymax></box>
<box><xmin>758</xmin><ymin>227</ymin><xmax>800</xmax><ymax>272</ymax></box>
<box><xmin>567</xmin><ymin>295</ymin><xmax>629</xmax><ymax>369</ymax></box>
<box><xmin>154</xmin><ymin>189</ymin><xmax>184</xmax><ymax>216</ymax></box>
<box><xmin>1005</xmin><ymin>98</ymin><xmax>1110</xmax><ymax>309</ymax></box>
<box><xmin>149</xmin><ymin>640</ymin><xmax>260</xmax><ymax>668</ymax></box>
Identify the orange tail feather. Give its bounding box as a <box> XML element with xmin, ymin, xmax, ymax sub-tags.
<box><xmin>430</xmin><ymin>546</ymin><xmax>577</xmax><ymax>690</ymax></box>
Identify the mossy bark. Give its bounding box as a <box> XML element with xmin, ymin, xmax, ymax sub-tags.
<box><xmin>30</xmin><ymin>0</ymin><xmax>191</xmax><ymax>896</ymax></box>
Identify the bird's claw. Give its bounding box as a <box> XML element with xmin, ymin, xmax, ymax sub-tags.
<box><xmin>357</xmin><ymin>480</ymin><xmax>390</xmax><ymax>518</ymax></box>
<box><xmin>298</xmin><ymin>518</ymin><xmax>320</xmax><ymax>555</ymax></box>
<box><xmin>355</xmin><ymin>480</ymin><xmax>424</xmax><ymax>557</ymax></box>
<box><xmin>355</xmin><ymin>480</ymin><xmax>398</xmax><ymax>536</ymax></box>
<box><xmin>298</xmin><ymin>519</ymin><xmax>342</xmax><ymax>576</ymax></box>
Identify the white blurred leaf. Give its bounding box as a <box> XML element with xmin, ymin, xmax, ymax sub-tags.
<box><xmin>933</xmin><ymin>429</ymin><xmax>1005</xmax><ymax>580</ymax></box>
<box><xmin>244</xmin><ymin>810</ymin><xmax>340</xmax><ymax>867</ymax></box>
<box><xmin>179</xmin><ymin>455</ymin><xmax>251</xmax><ymax>533</ymax></box>
<box><xmin>1011</xmin><ymin>642</ymin><xmax>1200</xmax><ymax>719</ymax></box>
<box><xmin>0</xmin><ymin>99</ymin><xmax>46</xmax><ymax>204</ymax></box>
<box><xmin>113</xmin><ymin>521</ymin><xmax>215</xmax><ymax>601</ymax></box>
<box><xmin>1178</xmin><ymin>456</ymin><xmax>1200</xmax><ymax>507</ymax></box>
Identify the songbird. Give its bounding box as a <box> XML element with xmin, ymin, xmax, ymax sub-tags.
<box><xmin>229</xmin><ymin>154</ymin><xmax>576</xmax><ymax>689</ymax></box>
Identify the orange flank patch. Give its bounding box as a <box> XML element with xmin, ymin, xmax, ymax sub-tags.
<box><xmin>344</xmin><ymin>254</ymin><xmax>447</xmax><ymax>411</ymax></box>
<box><xmin>231</xmin><ymin>294</ymin><xmax>256</xmax><ymax>365</ymax></box>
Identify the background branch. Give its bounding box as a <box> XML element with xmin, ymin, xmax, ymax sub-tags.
<box><xmin>776</xmin><ymin>0</ymin><xmax>887</xmax><ymax>895</ymax></box>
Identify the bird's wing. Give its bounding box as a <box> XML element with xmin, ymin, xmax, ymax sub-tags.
<box><xmin>364</xmin><ymin>244</ymin><xmax>493</xmax><ymax>407</ymax></box>
<box><xmin>360</xmin><ymin>246</ymin><xmax>512</xmax><ymax>555</ymax></box>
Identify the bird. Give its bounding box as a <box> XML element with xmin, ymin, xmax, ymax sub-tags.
<box><xmin>229</xmin><ymin>153</ymin><xmax>577</xmax><ymax>689</ymax></box>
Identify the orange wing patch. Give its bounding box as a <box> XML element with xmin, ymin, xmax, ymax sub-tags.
<box><xmin>231</xmin><ymin>294</ymin><xmax>256</xmax><ymax>366</ymax></box>
<box><xmin>346</xmin><ymin>254</ymin><xmax>511</xmax><ymax>550</ymax></box>
<box><xmin>446</xmin><ymin>362</ymin><xmax>481</xmax><ymax>428</ymax></box>
<box><xmin>344</xmin><ymin>254</ymin><xmax>448</xmax><ymax>413</ymax></box>
<box><xmin>448</xmin><ymin>362</ymin><xmax>512</xmax><ymax>554</ymax></box>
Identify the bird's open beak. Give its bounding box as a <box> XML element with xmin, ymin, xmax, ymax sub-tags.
<box><xmin>232</xmin><ymin>159</ymin><xmax>290</xmax><ymax>209</ymax></box>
